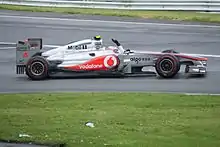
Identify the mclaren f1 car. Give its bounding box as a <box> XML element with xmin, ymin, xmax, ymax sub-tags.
<box><xmin>15</xmin><ymin>36</ymin><xmax>208</xmax><ymax>80</ymax></box>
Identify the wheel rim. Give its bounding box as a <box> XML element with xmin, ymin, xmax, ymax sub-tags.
<box><xmin>159</xmin><ymin>59</ymin><xmax>174</xmax><ymax>73</ymax></box>
<box><xmin>30</xmin><ymin>61</ymin><xmax>45</xmax><ymax>76</ymax></box>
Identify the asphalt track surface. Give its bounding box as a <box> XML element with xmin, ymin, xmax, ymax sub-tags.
<box><xmin>0</xmin><ymin>10</ymin><xmax>220</xmax><ymax>94</ymax></box>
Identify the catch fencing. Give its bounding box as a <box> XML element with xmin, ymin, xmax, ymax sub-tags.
<box><xmin>0</xmin><ymin>0</ymin><xmax>220</xmax><ymax>11</ymax></box>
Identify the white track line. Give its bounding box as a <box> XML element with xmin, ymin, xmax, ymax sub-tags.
<box><xmin>0</xmin><ymin>91</ymin><xmax>219</xmax><ymax>95</ymax></box>
<box><xmin>136</xmin><ymin>50</ymin><xmax>220</xmax><ymax>58</ymax></box>
<box><xmin>184</xmin><ymin>93</ymin><xmax>220</xmax><ymax>96</ymax></box>
<box><xmin>0</xmin><ymin>47</ymin><xmax>15</xmax><ymax>49</ymax></box>
<box><xmin>0</xmin><ymin>42</ymin><xmax>16</xmax><ymax>45</ymax></box>
<box><xmin>0</xmin><ymin>14</ymin><xmax>220</xmax><ymax>28</ymax></box>
<box><xmin>1</xmin><ymin>41</ymin><xmax>220</xmax><ymax>58</ymax></box>
<box><xmin>144</xmin><ymin>91</ymin><xmax>220</xmax><ymax>96</ymax></box>
<box><xmin>0</xmin><ymin>42</ymin><xmax>59</xmax><ymax>48</ymax></box>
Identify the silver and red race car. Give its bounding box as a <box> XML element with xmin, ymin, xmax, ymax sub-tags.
<box><xmin>15</xmin><ymin>36</ymin><xmax>208</xmax><ymax>80</ymax></box>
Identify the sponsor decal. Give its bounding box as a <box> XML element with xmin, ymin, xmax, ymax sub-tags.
<box><xmin>130</xmin><ymin>57</ymin><xmax>151</xmax><ymax>63</ymax></box>
<box><xmin>79</xmin><ymin>64</ymin><xmax>103</xmax><ymax>69</ymax></box>
<box><xmin>19</xmin><ymin>58</ymin><xmax>25</xmax><ymax>63</ymax></box>
<box><xmin>64</xmin><ymin>55</ymin><xmax>119</xmax><ymax>71</ymax></box>
<box><xmin>104</xmin><ymin>55</ymin><xmax>118</xmax><ymax>68</ymax></box>
<box><xmin>30</xmin><ymin>43</ymin><xmax>39</xmax><ymax>50</ymax></box>
<box><xmin>23</xmin><ymin>52</ymin><xmax>29</xmax><ymax>58</ymax></box>
<box><xmin>68</xmin><ymin>44</ymin><xmax>90</xmax><ymax>50</ymax></box>
<box><xmin>17</xmin><ymin>45</ymin><xmax>28</xmax><ymax>51</ymax></box>
<box><xmin>75</xmin><ymin>45</ymin><xmax>87</xmax><ymax>50</ymax></box>
<box><xmin>30</xmin><ymin>47</ymin><xmax>38</xmax><ymax>50</ymax></box>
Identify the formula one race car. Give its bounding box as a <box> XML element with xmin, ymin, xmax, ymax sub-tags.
<box><xmin>15</xmin><ymin>36</ymin><xmax>208</xmax><ymax>80</ymax></box>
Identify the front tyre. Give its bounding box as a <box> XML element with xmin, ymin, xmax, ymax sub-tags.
<box><xmin>25</xmin><ymin>56</ymin><xmax>49</xmax><ymax>80</ymax></box>
<box><xmin>155</xmin><ymin>54</ymin><xmax>180</xmax><ymax>78</ymax></box>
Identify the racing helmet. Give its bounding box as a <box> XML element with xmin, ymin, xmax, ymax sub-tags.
<box><xmin>92</xmin><ymin>35</ymin><xmax>103</xmax><ymax>50</ymax></box>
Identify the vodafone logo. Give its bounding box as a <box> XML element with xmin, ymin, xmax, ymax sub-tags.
<box><xmin>104</xmin><ymin>55</ymin><xmax>118</xmax><ymax>68</ymax></box>
<box><xmin>79</xmin><ymin>64</ymin><xmax>103</xmax><ymax>69</ymax></box>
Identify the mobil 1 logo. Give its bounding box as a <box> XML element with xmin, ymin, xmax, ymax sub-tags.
<box><xmin>130</xmin><ymin>56</ymin><xmax>151</xmax><ymax>64</ymax></box>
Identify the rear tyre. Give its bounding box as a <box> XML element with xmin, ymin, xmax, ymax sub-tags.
<box><xmin>25</xmin><ymin>56</ymin><xmax>49</xmax><ymax>80</ymax></box>
<box><xmin>155</xmin><ymin>54</ymin><xmax>180</xmax><ymax>78</ymax></box>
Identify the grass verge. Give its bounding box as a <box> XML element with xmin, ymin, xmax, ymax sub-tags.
<box><xmin>0</xmin><ymin>92</ymin><xmax>220</xmax><ymax>147</ymax></box>
<box><xmin>1</xmin><ymin>4</ymin><xmax>220</xmax><ymax>23</ymax></box>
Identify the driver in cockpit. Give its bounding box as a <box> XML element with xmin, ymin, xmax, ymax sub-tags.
<box><xmin>91</xmin><ymin>35</ymin><xmax>125</xmax><ymax>53</ymax></box>
<box><xmin>92</xmin><ymin>35</ymin><xmax>103</xmax><ymax>50</ymax></box>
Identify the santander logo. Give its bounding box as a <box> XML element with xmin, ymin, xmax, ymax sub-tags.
<box><xmin>103</xmin><ymin>55</ymin><xmax>118</xmax><ymax>68</ymax></box>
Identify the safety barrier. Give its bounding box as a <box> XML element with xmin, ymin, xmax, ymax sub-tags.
<box><xmin>0</xmin><ymin>0</ymin><xmax>220</xmax><ymax>11</ymax></box>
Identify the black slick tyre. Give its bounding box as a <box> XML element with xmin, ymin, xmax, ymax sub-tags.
<box><xmin>155</xmin><ymin>54</ymin><xmax>180</xmax><ymax>78</ymax></box>
<box><xmin>25</xmin><ymin>56</ymin><xmax>49</xmax><ymax>80</ymax></box>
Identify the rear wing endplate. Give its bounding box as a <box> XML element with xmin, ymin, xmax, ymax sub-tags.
<box><xmin>16</xmin><ymin>38</ymin><xmax>42</xmax><ymax>74</ymax></box>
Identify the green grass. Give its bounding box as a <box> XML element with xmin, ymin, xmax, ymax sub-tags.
<box><xmin>0</xmin><ymin>92</ymin><xmax>220</xmax><ymax>147</ymax></box>
<box><xmin>1</xmin><ymin>4</ymin><xmax>220</xmax><ymax>23</ymax></box>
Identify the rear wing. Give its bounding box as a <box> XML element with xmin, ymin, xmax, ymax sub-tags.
<box><xmin>16</xmin><ymin>38</ymin><xmax>42</xmax><ymax>74</ymax></box>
